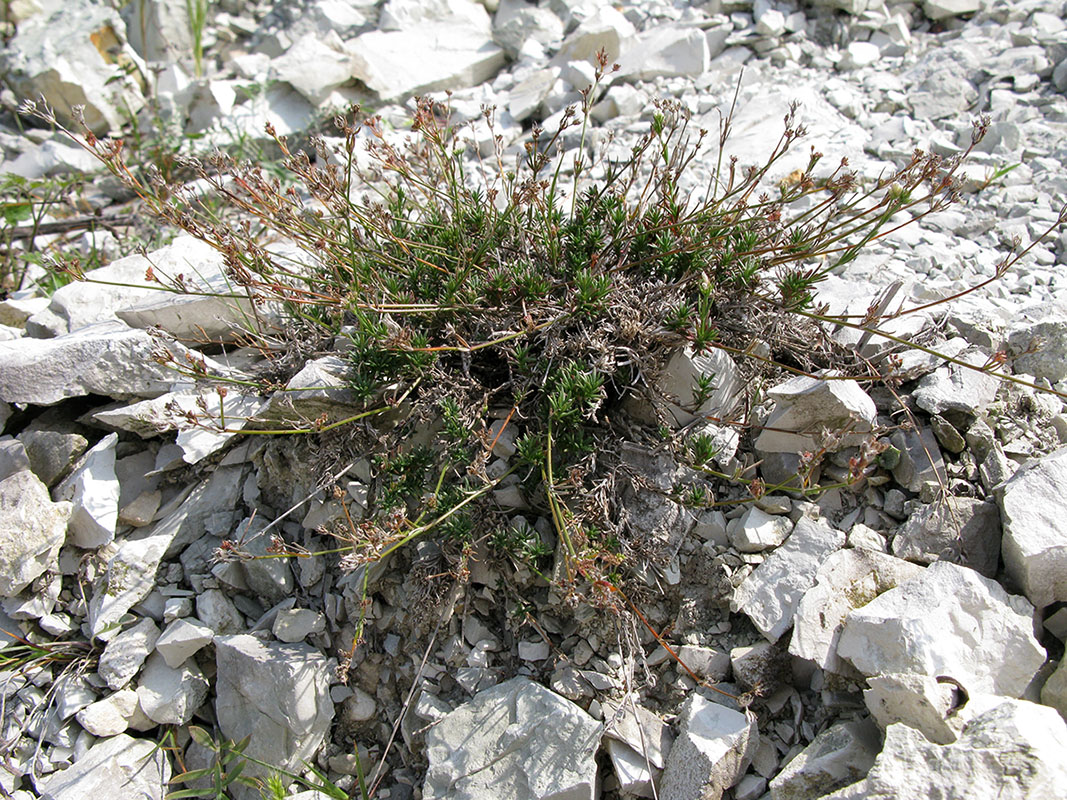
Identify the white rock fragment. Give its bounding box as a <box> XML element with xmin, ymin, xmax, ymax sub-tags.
<box><xmin>0</xmin><ymin>470</ymin><xmax>71</xmax><ymax>597</ymax></box>
<box><xmin>838</xmin><ymin>42</ymin><xmax>880</xmax><ymax>70</ymax></box>
<box><xmin>891</xmin><ymin>496</ymin><xmax>1001</xmax><ymax>577</ymax></box>
<box><xmin>728</xmin><ymin>507</ymin><xmax>793</xmax><ymax>553</ymax></box>
<box><xmin>136</xmin><ymin>651</ymin><xmax>210</xmax><ymax>725</ymax></box>
<box><xmin>554</xmin><ymin>5</ymin><xmax>635</xmax><ymax>64</ymax></box>
<box><xmin>997</xmin><ymin>446</ymin><xmax>1067</xmax><ymax>609</ymax></box>
<box><xmin>154</xmin><ymin>618</ymin><xmax>215</xmax><ymax>668</ymax></box>
<box><xmin>823</xmin><ymin>700</ymin><xmax>1067</xmax><ymax>800</ymax></box>
<box><xmin>423</xmin><ymin>677</ymin><xmax>599</xmax><ymax>800</ymax></box>
<box><xmin>769</xmin><ymin>720</ymin><xmax>881</xmax><ymax>800</ymax></box>
<box><xmin>74</xmin><ymin>688</ymin><xmax>139</xmax><ymax>737</ymax></box>
<box><xmin>215</xmin><ymin>635</ymin><xmax>334</xmax><ymax>784</ymax></box>
<box><xmin>98</xmin><ymin>618</ymin><xmax>160</xmax><ymax>690</ymax></box>
<box><xmin>272</xmin><ymin>608</ymin><xmax>326</xmax><ymax>643</ymax></box>
<box><xmin>54</xmin><ymin>433</ymin><xmax>119</xmax><ymax>549</ymax></box>
<box><xmin>913</xmin><ymin>348</ymin><xmax>1000</xmax><ymax>418</ymax></box>
<box><xmin>350</xmin><ymin>23</ymin><xmax>505</xmax><ymax>101</ymax></box>
<box><xmin>837</xmin><ymin>561</ymin><xmax>1045</xmax><ymax>697</ymax></box>
<box><xmin>1042</xmin><ymin>659</ymin><xmax>1067</xmax><ymax>721</ymax></box>
<box><xmin>650</xmin><ymin>346</ymin><xmax>740</xmax><ymax>427</ymax></box>
<box><xmin>658</xmin><ymin>694</ymin><xmax>756</xmax><ymax>800</ymax></box>
<box><xmin>732</xmin><ymin>516</ymin><xmax>846</xmax><ymax>642</ymax></box>
<box><xmin>616</xmin><ymin>26</ymin><xmax>709</xmax><ymax>81</ymax></box>
<box><xmin>35</xmin><ymin>733</ymin><xmax>170</xmax><ymax>800</ymax></box>
<box><xmin>270</xmin><ymin>31</ymin><xmax>353</xmax><ymax>105</ymax></box>
<box><xmin>88</xmin><ymin>529</ymin><xmax>174</xmax><ymax>640</ymax></box>
<box><xmin>923</xmin><ymin>0</ymin><xmax>981</xmax><ymax>21</ymax></box>
<box><xmin>790</xmin><ymin>548</ymin><xmax>924</xmax><ymax>674</ymax></box>
<box><xmin>864</xmin><ymin>672</ymin><xmax>960</xmax><ymax>745</ymax></box>
<box><xmin>755</xmin><ymin>375</ymin><xmax>876</xmax><ymax>454</ymax></box>
<box><xmin>0</xmin><ymin>0</ymin><xmax>146</xmax><ymax>134</ymax></box>
<box><xmin>0</xmin><ymin>321</ymin><xmax>213</xmax><ymax>406</ymax></box>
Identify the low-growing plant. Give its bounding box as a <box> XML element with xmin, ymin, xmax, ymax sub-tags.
<box><xmin>19</xmin><ymin>50</ymin><xmax>1067</xmax><ymax>700</ymax></box>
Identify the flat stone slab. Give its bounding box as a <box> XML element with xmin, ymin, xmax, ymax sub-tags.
<box><xmin>423</xmin><ymin>677</ymin><xmax>600</xmax><ymax>800</ymax></box>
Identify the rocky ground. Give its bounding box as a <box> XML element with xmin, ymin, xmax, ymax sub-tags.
<box><xmin>1</xmin><ymin>0</ymin><xmax>1067</xmax><ymax>798</ymax></box>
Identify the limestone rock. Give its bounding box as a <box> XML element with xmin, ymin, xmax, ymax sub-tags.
<box><xmin>350</xmin><ymin>24</ymin><xmax>505</xmax><ymax>102</ymax></box>
<box><xmin>864</xmin><ymin>672</ymin><xmax>961</xmax><ymax>745</ymax></box>
<box><xmin>891</xmin><ymin>497</ymin><xmax>1001</xmax><ymax>578</ymax></box>
<box><xmin>755</xmin><ymin>375</ymin><xmax>876</xmax><ymax>455</ymax></box>
<box><xmin>790</xmin><ymin>548</ymin><xmax>924</xmax><ymax>673</ymax></box>
<box><xmin>616</xmin><ymin>26</ymin><xmax>709</xmax><ymax>81</ymax></box>
<box><xmin>54</xmin><ymin>433</ymin><xmax>120</xmax><ymax>549</ymax></box>
<box><xmin>35</xmin><ymin>733</ymin><xmax>170</xmax><ymax>799</ymax></box>
<box><xmin>0</xmin><ymin>0</ymin><xmax>146</xmax><ymax>134</ymax></box>
<box><xmin>136</xmin><ymin>651</ymin><xmax>209</xmax><ymax>725</ymax></box>
<box><xmin>923</xmin><ymin>0</ymin><xmax>982</xmax><ymax>21</ymax></box>
<box><xmin>0</xmin><ymin>321</ymin><xmax>206</xmax><ymax>405</ymax></box>
<box><xmin>913</xmin><ymin>348</ymin><xmax>1000</xmax><ymax>420</ymax></box>
<box><xmin>0</xmin><ymin>470</ymin><xmax>71</xmax><ymax>597</ymax></box>
<box><xmin>732</xmin><ymin>516</ymin><xmax>846</xmax><ymax>642</ymax></box>
<box><xmin>769</xmin><ymin>720</ymin><xmax>881</xmax><ymax>800</ymax></box>
<box><xmin>837</xmin><ymin>561</ymin><xmax>1045</xmax><ymax>697</ymax></box>
<box><xmin>154</xmin><ymin>617</ymin><xmax>214</xmax><ymax>668</ymax></box>
<box><xmin>74</xmin><ymin>688</ymin><xmax>139</xmax><ymax>737</ymax></box>
<box><xmin>997</xmin><ymin>446</ymin><xmax>1067</xmax><ymax>608</ymax></box>
<box><xmin>98</xmin><ymin>618</ymin><xmax>160</xmax><ymax>690</ymax></box>
<box><xmin>658</xmin><ymin>694</ymin><xmax>757</xmax><ymax>800</ymax></box>
<box><xmin>88</xmin><ymin>529</ymin><xmax>174</xmax><ymax>639</ymax></box>
<box><xmin>423</xmin><ymin>677</ymin><xmax>599</xmax><ymax>800</ymax></box>
<box><xmin>215</xmin><ymin>635</ymin><xmax>334</xmax><ymax>788</ymax></box>
<box><xmin>1042</xmin><ymin>659</ymin><xmax>1067</xmax><ymax>721</ymax></box>
<box><xmin>823</xmin><ymin>700</ymin><xmax>1067</xmax><ymax>800</ymax></box>
<box><xmin>728</xmin><ymin>507</ymin><xmax>793</xmax><ymax>553</ymax></box>
<box><xmin>269</xmin><ymin>31</ymin><xmax>353</xmax><ymax>105</ymax></box>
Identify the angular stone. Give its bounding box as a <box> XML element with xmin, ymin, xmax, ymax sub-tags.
<box><xmin>728</xmin><ymin>507</ymin><xmax>793</xmax><ymax>553</ymax></box>
<box><xmin>350</xmin><ymin>25</ymin><xmax>505</xmax><ymax>102</ymax></box>
<box><xmin>864</xmin><ymin>672</ymin><xmax>960</xmax><ymax>745</ymax></box>
<box><xmin>75</xmin><ymin>688</ymin><xmax>139</xmax><ymax>736</ymax></box>
<box><xmin>602</xmin><ymin>699</ymin><xmax>674</xmax><ymax>771</ymax></box>
<box><xmin>154</xmin><ymin>617</ymin><xmax>215</xmax><ymax>668</ymax></box>
<box><xmin>790</xmin><ymin>549</ymin><xmax>924</xmax><ymax>674</ymax></box>
<box><xmin>1042</xmin><ymin>659</ymin><xmax>1067</xmax><ymax>721</ymax></box>
<box><xmin>0</xmin><ymin>321</ymin><xmax>204</xmax><ymax>405</ymax></box>
<box><xmin>269</xmin><ymin>31</ymin><xmax>353</xmax><ymax>105</ymax></box>
<box><xmin>0</xmin><ymin>0</ymin><xmax>146</xmax><ymax>134</ymax></box>
<box><xmin>215</xmin><ymin>635</ymin><xmax>334</xmax><ymax>785</ymax></box>
<box><xmin>923</xmin><ymin>0</ymin><xmax>981</xmax><ymax>20</ymax></box>
<box><xmin>554</xmin><ymin>5</ymin><xmax>634</xmax><ymax>64</ymax></box>
<box><xmin>652</xmin><ymin>346</ymin><xmax>740</xmax><ymax>427</ymax></box>
<box><xmin>88</xmin><ymin>529</ymin><xmax>174</xmax><ymax>639</ymax></box>
<box><xmin>35</xmin><ymin>733</ymin><xmax>170</xmax><ymax>800</ymax></box>
<box><xmin>732</xmin><ymin>516</ymin><xmax>845</xmax><ymax>642</ymax></box>
<box><xmin>823</xmin><ymin>700</ymin><xmax>1067</xmax><ymax>800</ymax></box>
<box><xmin>755</xmin><ymin>375</ymin><xmax>876</xmax><ymax>455</ymax></box>
<box><xmin>659</xmin><ymin>694</ymin><xmax>756</xmax><ymax>800</ymax></box>
<box><xmin>769</xmin><ymin>720</ymin><xmax>880</xmax><ymax>800</ymax></box>
<box><xmin>891</xmin><ymin>497</ymin><xmax>1001</xmax><ymax>578</ymax></box>
<box><xmin>98</xmin><ymin>618</ymin><xmax>160</xmax><ymax>690</ymax></box>
<box><xmin>55</xmin><ymin>433</ymin><xmax>120</xmax><ymax>549</ymax></box>
<box><xmin>423</xmin><ymin>677</ymin><xmax>599</xmax><ymax>800</ymax></box>
<box><xmin>913</xmin><ymin>349</ymin><xmax>1000</xmax><ymax>420</ymax></box>
<box><xmin>890</xmin><ymin>425</ymin><xmax>945</xmax><ymax>493</ymax></box>
<box><xmin>136</xmin><ymin>651</ymin><xmax>209</xmax><ymax>726</ymax></box>
<box><xmin>0</xmin><ymin>470</ymin><xmax>71</xmax><ymax>597</ymax></box>
<box><xmin>837</xmin><ymin>561</ymin><xmax>1045</xmax><ymax>697</ymax></box>
<box><xmin>196</xmin><ymin>588</ymin><xmax>246</xmax><ymax>635</ymax></box>
<box><xmin>19</xmin><ymin>428</ymin><xmax>89</xmax><ymax>487</ymax></box>
<box><xmin>616</xmin><ymin>26</ymin><xmax>709</xmax><ymax>81</ymax></box>
<box><xmin>997</xmin><ymin>447</ymin><xmax>1067</xmax><ymax>609</ymax></box>
<box><xmin>272</xmin><ymin>608</ymin><xmax>325</xmax><ymax>643</ymax></box>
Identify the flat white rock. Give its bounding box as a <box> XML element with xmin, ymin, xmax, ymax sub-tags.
<box><xmin>732</xmin><ymin>516</ymin><xmax>845</xmax><ymax>642</ymax></box>
<box><xmin>823</xmin><ymin>700</ymin><xmax>1067</xmax><ymax>800</ymax></box>
<box><xmin>997</xmin><ymin>446</ymin><xmax>1067</xmax><ymax>609</ymax></box>
<box><xmin>791</xmin><ymin>548</ymin><xmax>924</xmax><ymax>673</ymax></box>
<box><xmin>423</xmin><ymin>677</ymin><xmax>599</xmax><ymax>800</ymax></box>
<box><xmin>837</xmin><ymin>561</ymin><xmax>1045</xmax><ymax>697</ymax></box>
<box><xmin>0</xmin><ymin>470</ymin><xmax>71</xmax><ymax>597</ymax></box>
<box><xmin>35</xmin><ymin>733</ymin><xmax>170</xmax><ymax>800</ymax></box>
<box><xmin>658</xmin><ymin>694</ymin><xmax>756</xmax><ymax>800</ymax></box>
<box><xmin>54</xmin><ymin>433</ymin><xmax>119</xmax><ymax>549</ymax></box>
